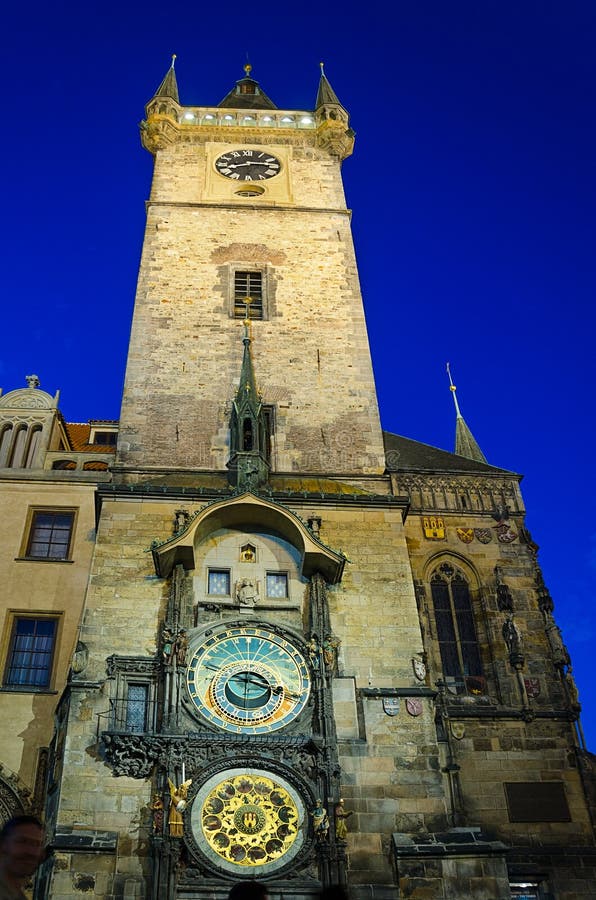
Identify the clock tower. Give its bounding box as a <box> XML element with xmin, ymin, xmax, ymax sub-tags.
<box><xmin>116</xmin><ymin>60</ymin><xmax>386</xmax><ymax>479</ymax></box>
<box><xmin>48</xmin><ymin>60</ymin><xmax>596</xmax><ymax>900</ymax></box>
<box><xmin>53</xmin><ymin>59</ymin><xmax>421</xmax><ymax>900</ymax></box>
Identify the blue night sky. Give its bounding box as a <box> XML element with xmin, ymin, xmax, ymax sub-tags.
<box><xmin>2</xmin><ymin>3</ymin><xmax>596</xmax><ymax>746</ymax></box>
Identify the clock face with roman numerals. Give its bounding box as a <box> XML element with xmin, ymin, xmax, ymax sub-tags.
<box><xmin>215</xmin><ymin>149</ymin><xmax>282</xmax><ymax>181</ymax></box>
<box><xmin>186</xmin><ymin>624</ymin><xmax>310</xmax><ymax>734</ymax></box>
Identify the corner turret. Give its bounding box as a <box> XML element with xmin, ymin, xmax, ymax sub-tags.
<box><xmin>315</xmin><ymin>63</ymin><xmax>354</xmax><ymax>159</ymax></box>
<box><xmin>142</xmin><ymin>56</ymin><xmax>181</xmax><ymax>153</ymax></box>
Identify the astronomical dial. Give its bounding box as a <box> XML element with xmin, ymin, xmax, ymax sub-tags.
<box><xmin>215</xmin><ymin>149</ymin><xmax>282</xmax><ymax>181</ymax></box>
<box><xmin>186</xmin><ymin>625</ymin><xmax>310</xmax><ymax>734</ymax></box>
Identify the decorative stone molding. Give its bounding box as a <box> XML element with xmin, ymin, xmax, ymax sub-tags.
<box><xmin>100</xmin><ymin>731</ymin><xmax>322</xmax><ymax>780</ymax></box>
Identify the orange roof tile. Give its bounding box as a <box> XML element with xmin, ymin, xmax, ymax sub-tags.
<box><xmin>64</xmin><ymin>422</ymin><xmax>116</xmax><ymax>453</ymax></box>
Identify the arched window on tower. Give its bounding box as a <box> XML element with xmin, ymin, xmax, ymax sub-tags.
<box><xmin>9</xmin><ymin>425</ymin><xmax>28</xmax><ymax>468</ymax></box>
<box><xmin>242</xmin><ymin>419</ymin><xmax>253</xmax><ymax>451</ymax></box>
<box><xmin>430</xmin><ymin>562</ymin><xmax>485</xmax><ymax>696</ymax></box>
<box><xmin>0</xmin><ymin>425</ymin><xmax>13</xmax><ymax>467</ymax></box>
<box><xmin>24</xmin><ymin>426</ymin><xmax>42</xmax><ymax>468</ymax></box>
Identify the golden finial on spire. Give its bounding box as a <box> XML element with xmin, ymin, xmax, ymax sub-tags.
<box><xmin>243</xmin><ymin>297</ymin><xmax>254</xmax><ymax>338</ymax></box>
<box><xmin>171</xmin><ymin>54</ymin><xmax>177</xmax><ymax>68</ymax></box>
<box><xmin>446</xmin><ymin>362</ymin><xmax>462</xmax><ymax>417</ymax></box>
<box><xmin>244</xmin><ymin>62</ymin><xmax>252</xmax><ymax>76</ymax></box>
<box><xmin>320</xmin><ymin>61</ymin><xmax>325</xmax><ymax>74</ymax></box>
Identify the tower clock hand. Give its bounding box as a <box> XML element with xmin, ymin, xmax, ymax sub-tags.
<box><xmin>223</xmin><ymin>161</ymin><xmax>279</xmax><ymax>169</ymax></box>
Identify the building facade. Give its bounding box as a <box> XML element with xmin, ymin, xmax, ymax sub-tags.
<box><xmin>0</xmin><ymin>379</ymin><xmax>115</xmax><ymax>827</ymax></box>
<box><xmin>11</xmin><ymin>62</ymin><xmax>596</xmax><ymax>899</ymax></box>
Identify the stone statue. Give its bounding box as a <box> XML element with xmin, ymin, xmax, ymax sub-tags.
<box><xmin>311</xmin><ymin>799</ymin><xmax>329</xmax><ymax>841</ymax></box>
<box><xmin>26</xmin><ymin>374</ymin><xmax>40</xmax><ymax>389</ymax></box>
<box><xmin>502</xmin><ymin>618</ymin><xmax>522</xmax><ymax>657</ymax></box>
<box><xmin>175</xmin><ymin>629</ymin><xmax>188</xmax><ymax>666</ymax></box>
<box><xmin>334</xmin><ymin>799</ymin><xmax>353</xmax><ymax>841</ymax></box>
<box><xmin>322</xmin><ymin>635</ymin><xmax>340</xmax><ymax>670</ymax></box>
<box><xmin>307</xmin><ymin>635</ymin><xmax>320</xmax><ymax>667</ymax></box>
<box><xmin>168</xmin><ymin>778</ymin><xmax>192</xmax><ymax>837</ymax></box>
<box><xmin>236</xmin><ymin>577</ymin><xmax>259</xmax><ymax>607</ymax></box>
<box><xmin>496</xmin><ymin>577</ymin><xmax>513</xmax><ymax>613</ymax></box>
<box><xmin>151</xmin><ymin>794</ymin><xmax>164</xmax><ymax>834</ymax></box>
<box><xmin>545</xmin><ymin>622</ymin><xmax>571</xmax><ymax>669</ymax></box>
<box><xmin>173</xmin><ymin>509</ymin><xmax>190</xmax><ymax>534</ymax></box>
<box><xmin>162</xmin><ymin>628</ymin><xmax>175</xmax><ymax>664</ymax></box>
<box><xmin>564</xmin><ymin>668</ymin><xmax>581</xmax><ymax>710</ymax></box>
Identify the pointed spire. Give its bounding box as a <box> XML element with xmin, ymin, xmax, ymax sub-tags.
<box><xmin>228</xmin><ymin>318</ymin><xmax>270</xmax><ymax>491</ymax></box>
<box><xmin>236</xmin><ymin>320</ymin><xmax>259</xmax><ymax>408</ymax></box>
<box><xmin>315</xmin><ymin>62</ymin><xmax>345</xmax><ymax>110</ymax></box>
<box><xmin>218</xmin><ymin>63</ymin><xmax>277</xmax><ymax>110</ymax></box>
<box><xmin>446</xmin><ymin>363</ymin><xmax>488</xmax><ymax>464</ymax></box>
<box><xmin>151</xmin><ymin>55</ymin><xmax>179</xmax><ymax>104</ymax></box>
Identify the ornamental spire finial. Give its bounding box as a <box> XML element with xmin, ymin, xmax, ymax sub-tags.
<box><xmin>446</xmin><ymin>361</ymin><xmax>462</xmax><ymax>418</ymax></box>
<box><xmin>446</xmin><ymin>362</ymin><xmax>488</xmax><ymax>463</ymax></box>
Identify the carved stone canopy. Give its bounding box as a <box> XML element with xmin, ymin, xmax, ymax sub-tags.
<box><xmin>0</xmin><ymin>386</ymin><xmax>59</xmax><ymax>410</ymax></box>
<box><xmin>152</xmin><ymin>491</ymin><xmax>345</xmax><ymax>583</ymax></box>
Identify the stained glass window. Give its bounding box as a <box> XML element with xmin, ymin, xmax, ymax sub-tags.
<box><xmin>431</xmin><ymin>563</ymin><xmax>483</xmax><ymax>694</ymax></box>
<box><xmin>266</xmin><ymin>573</ymin><xmax>288</xmax><ymax>598</ymax></box>
<box><xmin>208</xmin><ymin>570</ymin><xmax>231</xmax><ymax>596</ymax></box>
<box><xmin>125</xmin><ymin>684</ymin><xmax>148</xmax><ymax>733</ymax></box>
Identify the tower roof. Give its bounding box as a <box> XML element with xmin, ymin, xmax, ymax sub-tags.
<box><xmin>151</xmin><ymin>55</ymin><xmax>179</xmax><ymax>103</ymax></box>
<box><xmin>446</xmin><ymin>363</ymin><xmax>488</xmax><ymax>464</ymax></box>
<box><xmin>315</xmin><ymin>63</ymin><xmax>346</xmax><ymax>110</ymax></box>
<box><xmin>218</xmin><ymin>63</ymin><xmax>277</xmax><ymax>110</ymax></box>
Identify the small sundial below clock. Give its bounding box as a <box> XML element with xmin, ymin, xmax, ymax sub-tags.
<box><xmin>215</xmin><ymin>149</ymin><xmax>282</xmax><ymax>181</ymax></box>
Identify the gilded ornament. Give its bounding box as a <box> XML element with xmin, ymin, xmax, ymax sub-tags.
<box><xmin>422</xmin><ymin>516</ymin><xmax>445</xmax><ymax>540</ymax></box>
<box><xmin>201</xmin><ymin>774</ymin><xmax>299</xmax><ymax>866</ymax></box>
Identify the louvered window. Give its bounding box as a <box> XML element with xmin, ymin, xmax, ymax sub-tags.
<box><xmin>234</xmin><ymin>271</ymin><xmax>263</xmax><ymax>319</ymax></box>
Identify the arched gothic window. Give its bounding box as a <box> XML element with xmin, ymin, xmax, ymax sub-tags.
<box><xmin>24</xmin><ymin>426</ymin><xmax>42</xmax><ymax>468</ymax></box>
<box><xmin>9</xmin><ymin>426</ymin><xmax>28</xmax><ymax>468</ymax></box>
<box><xmin>0</xmin><ymin>425</ymin><xmax>13</xmax><ymax>467</ymax></box>
<box><xmin>430</xmin><ymin>562</ymin><xmax>484</xmax><ymax>695</ymax></box>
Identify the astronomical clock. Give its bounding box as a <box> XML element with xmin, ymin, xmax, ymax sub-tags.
<box><xmin>171</xmin><ymin>611</ymin><xmax>321</xmax><ymax>877</ymax></box>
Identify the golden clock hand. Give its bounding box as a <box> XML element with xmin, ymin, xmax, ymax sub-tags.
<box><xmin>272</xmin><ymin>685</ymin><xmax>301</xmax><ymax>702</ymax></box>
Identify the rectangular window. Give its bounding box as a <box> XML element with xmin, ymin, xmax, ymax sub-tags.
<box><xmin>266</xmin><ymin>572</ymin><xmax>288</xmax><ymax>598</ymax></box>
<box><xmin>125</xmin><ymin>684</ymin><xmax>149</xmax><ymax>733</ymax></box>
<box><xmin>92</xmin><ymin>431</ymin><xmax>117</xmax><ymax>446</ymax></box>
<box><xmin>4</xmin><ymin>617</ymin><xmax>57</xmax><ymax>688</ymax></box>
<box><xmin>26</xmin><ymin>510</ymin><xmax>75</xmax><ymax>560</ymax></box>
<box><xmin>234</xmin><ymin>271</ymin><xmax>263</xmax><ymax>319</ymax></box>
<box><xmin>208</xmin><ymin>569</ymin><xmax>231</xmax><ymax>596</ymax></box>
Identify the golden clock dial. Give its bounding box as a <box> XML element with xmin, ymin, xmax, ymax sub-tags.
<box><xmin>186</xmin><ymin>624</ymin><xmax>310</xmax><ymax>734</ymax></box>
<box><xmin>202</xmin><ymin>773</ymin><xmax>299</xmax><ymax>867</ymax></box>
<box><xmin>191</xmin><ymin>768</ymin><xmax>306</xmax><ymax>876</ymax></box>
<box><xmin>215</xmin><ymin>149</ymin><xmax>281</xmax><ymax>181</ymax></box>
